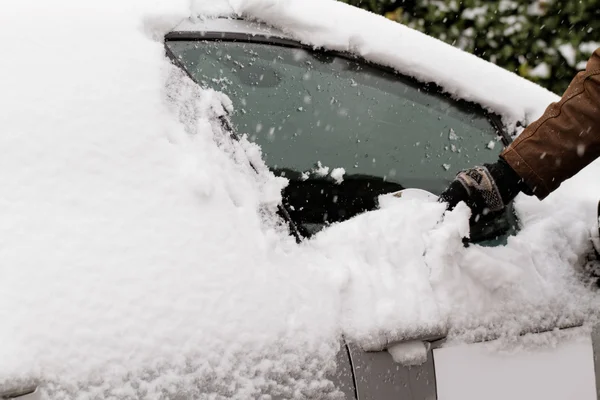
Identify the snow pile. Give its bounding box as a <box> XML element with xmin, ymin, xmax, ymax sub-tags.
<box><xmin>324</xmin><ymin>190</ymin><xmax>600</xmax><ymax>350</ymax></box>
<box><xmin>191</xmin><ymin>0</ymin><xmax>560</xmax><ymax>128</ymax></box>
<box><xmin>312</xmin><ymin>196</ymin><xmax>450</xmax><ymax>350</ymax></box>
<box><xmin>426</xmin><ymin>193</ymin><xmax>598</xmax><ymax>343</ymax></box>
<box><xmin>303</xmin><ymin>163</ymin><xmax>345</xmax><ymax>183</ymax></box>
<box><xmin>330</xmin><ymin>168</ymin><xmax>345</xmax><ymax>184</ymax></box>
<box><xmin>313</xmin><ymin>161</ymin><xmax>330</xmax><ymax>177</ymax></box>
<box><xmin>0</xmin><ymin>2</ymin><xmax>343</xmax><ymax>398</ymax></box>
<box><xmin>388</xmin><ymin>340</ymin><xmax>430</xmax><ymax>366</ymax></box>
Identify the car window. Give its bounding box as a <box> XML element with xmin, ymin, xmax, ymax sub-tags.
<box><xmin>166</xmin><ymin>39</ymin><xmax>512</xmax><ymax>240</ymax></box>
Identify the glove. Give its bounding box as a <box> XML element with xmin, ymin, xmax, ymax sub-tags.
<box><xmin>439</xmin><ymin>158</ymin><xmax>526</xmax><ymax>218</ymax></box>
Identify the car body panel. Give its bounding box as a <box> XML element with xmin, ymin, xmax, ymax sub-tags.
<box><xmin>332</xmin><ymin>345</ymin><xmax>359</xmax><ymax>400</ymax></box>
<box><xmin>434</xmin><ymin>328</ymin><xmax>597</xmax><ymax>400</ymax></box>
<box><xmin>348</xmin><ymin>343</ymin><xmax>437</xmax><ymax>400</ymax></box>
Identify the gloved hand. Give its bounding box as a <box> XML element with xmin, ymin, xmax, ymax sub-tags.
<box><xmin>439</xmin><ymin>158</ymin><xmax>527</xmax><ymax>218</ymax></box>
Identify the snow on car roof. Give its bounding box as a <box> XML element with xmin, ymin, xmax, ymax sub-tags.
<box><xmin>173</xmin><ymin>17</ymin><xmax>288</xmax><ymax>39</ymax></box>
<box><xmin>189</xmin><ymin>0</ymin><xmax>560</xmax><ymax>129</ymax></box>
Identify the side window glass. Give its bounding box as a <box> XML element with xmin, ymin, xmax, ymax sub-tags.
<box><xmin>167</xmin><ymin>39</ymin><xmax>514</xmax><ymax>241</ymax></box>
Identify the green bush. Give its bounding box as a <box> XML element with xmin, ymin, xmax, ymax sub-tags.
<box><xmin>340</xmin><ymin>0</ymin><xmax>600</xmax><ymax>94</ymax></box>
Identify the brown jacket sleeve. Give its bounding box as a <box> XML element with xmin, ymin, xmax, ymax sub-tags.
<box><xmin>501</xmin><ymin>48</ymin><xmax>600</xmax><ymax>199</ymax></box>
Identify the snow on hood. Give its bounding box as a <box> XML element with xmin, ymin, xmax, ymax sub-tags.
<box><xmin>1</xmin><ymin>0</ymin><xmax>599</xmax><ymax>398</ymax></box>
<box><xmin>191</xmin><ymin>0</ymin><xmax>560</xmax><ymax>129</ymax></box>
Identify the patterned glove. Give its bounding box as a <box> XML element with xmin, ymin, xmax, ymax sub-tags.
<box><xmin>439</xmin><ymin>158</ymin><xmax>526</xmax><ymax>217</ymax></box>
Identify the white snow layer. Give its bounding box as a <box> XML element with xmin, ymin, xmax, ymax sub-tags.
<box><xmin>330</xmin><ymin>168</ymin><xmax>346</xmax><ymax>184</ymax></box>
<box><xmin>529</xmin><ymin>62</ymin><xmax>551</xmax><ymax>79</ymax></box>
<box><xmin>0</xmin><ymin>2</ymin><xmax>339</xmax><ymax>398</ymax></box>
<box><xmin>581</xmin><ymin>42</ymin><xmax>600</xmax><ymax>54</ymax></box>
<box><xmin>387</xmin><ymin>340</ymin><xmax>430</xmax><ymax>366</ymax></box>
<box><xmin>1</xmin><ymin>0</ymin><xmax>599</xmax><ymax>398</ymax></box>
<box><xmin>191</xmin><ymin>0</ymin><xmax>560</xmax><ymax>128</ymax></box>
<box><xmin>558</xmin><ymin>43</ymin><xmax>577</xmax><ymax>67</ymax></box>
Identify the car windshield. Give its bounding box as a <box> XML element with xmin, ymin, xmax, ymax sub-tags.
<box><xmin>167</xmin><ymin>39</ymin><xmax>506</xmax><ymax>237</ymax></box>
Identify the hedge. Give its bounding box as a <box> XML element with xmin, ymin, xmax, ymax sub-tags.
<box><xmin>340</xmin><ymin>0</ymin><xmax>599</xmax><ymax>94</ymax></box>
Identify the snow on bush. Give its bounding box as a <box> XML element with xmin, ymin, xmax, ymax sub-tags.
<box><xmin>1</xmin><ymin>0</ymin><xmax>599</xmax><ymax>398</ymax></box>
<box><xmin>190</xmin><ymin>0</ymin><xmax>600</xmax><ymax>341</ymax></box>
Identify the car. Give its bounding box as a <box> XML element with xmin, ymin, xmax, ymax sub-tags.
<box><xmin>160</xmin><ymin>5</ymin><xmax>599</xmax><ymax>399</ymax></box>
<box><xmin>1</xmin><ymin>1</ymin><xmax>598</xmax><ymax>399</ymax></box>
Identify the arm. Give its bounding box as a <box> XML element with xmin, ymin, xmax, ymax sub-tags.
<box><xmin>441</xmin><ymin>48</ymin><xmax>600</xmax><ymax>213</ymax></box>
<box><xmin>502</xmin><ymin>48</ymin><xmax>600</xmax><ymax>199</ymax></box>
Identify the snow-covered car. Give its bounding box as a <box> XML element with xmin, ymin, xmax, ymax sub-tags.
<box><xmin>1</xmin><ymin>0</ymin><xmax>599</xmax><ymax>399</ymax></box>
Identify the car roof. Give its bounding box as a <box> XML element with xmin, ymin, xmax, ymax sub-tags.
<box><xmin>179</xmin><ymin>0</ymin><xmax>561</xmax><ymax>130</ymax></box>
